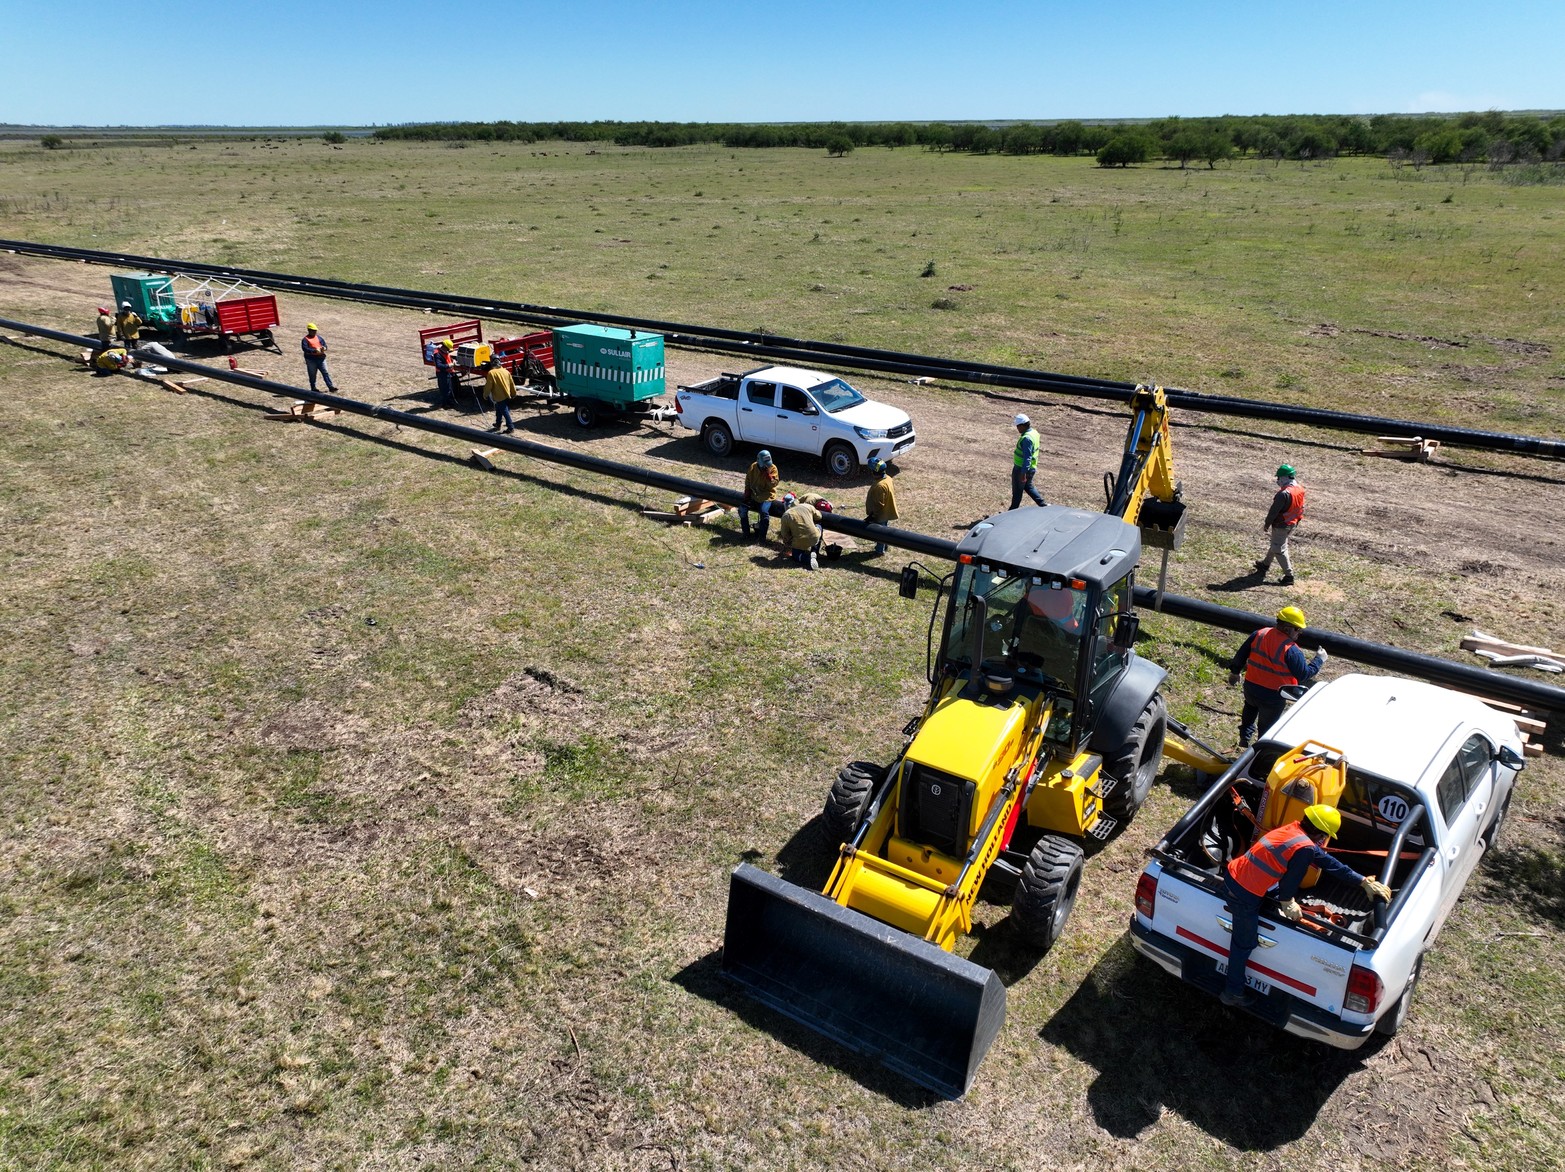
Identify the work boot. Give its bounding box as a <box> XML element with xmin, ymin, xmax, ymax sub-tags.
<box><xmin>1219</xmin><ymin>989</ymin><xmax>1256</xmax><ymax>1008</ymax></box>
<box><xmin>1279</xmin><ymin>575</ymin><xmax>1296</xmax><ymax>586</ymax></box>
<box><xmin>808</xmin><ymin>551</ymin><xmax>819</xmax><ymax>571</ymax></box>
<box><xmin>1253</xmin><ymin>560</ymin><xmax>1269</xmax><ymax>576</ymax></box>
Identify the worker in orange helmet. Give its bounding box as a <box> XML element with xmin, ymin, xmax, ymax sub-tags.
<box><xmin>1227</xmin><ymin>605</ymin><xmax>1326</xmax><ymax>748</ymax></box>
<box><xmin>1220</xmin><ymin>804</ymin><xmax>1391</xmax><ymax>1008</ymax></box>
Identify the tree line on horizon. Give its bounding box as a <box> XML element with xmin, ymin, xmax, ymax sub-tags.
<box><xmin>370</xmin><ymin>112</ymin><xmax>1565</xmax><ymax>169</ymax></box>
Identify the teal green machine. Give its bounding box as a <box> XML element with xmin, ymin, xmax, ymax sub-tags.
<box><xmin>110</xmin><ymin>273</ymin><xmax>178</xmax><ymax>326</ymax></box>
<box><xmin>551</xmin><ymin>325</ymin><xmax>665</xmax><ymax>405</ymax></box>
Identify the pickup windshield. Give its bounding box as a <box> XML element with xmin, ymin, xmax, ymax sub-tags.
<box><xmin>945</xmin><ymin>564</ymin><xmax>1088</xmax><ymax>691</ymax></box>
<box><xmin>810</xmin><ymin>378</ymin><xmax>866</xmax><ymax>413</ymax></box>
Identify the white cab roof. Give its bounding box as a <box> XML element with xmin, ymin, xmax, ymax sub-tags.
<box><xmin>1263</xmin><ymin>672</ymin><xmax>1520</xmax><ymax>788</ymax></box>
<box><xmin>752</xmin><ymin>365</ymin><xmax>839</xmax><ymax>389</ymax></box>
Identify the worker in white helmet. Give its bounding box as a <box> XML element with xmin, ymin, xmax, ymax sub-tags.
<box><xmin>1009</xmin><ymin>413</ymin><xmax>1046</xmax><ymax>509</ymax></box>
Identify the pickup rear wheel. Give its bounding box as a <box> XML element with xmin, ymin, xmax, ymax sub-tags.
<box><xmin>1375</xmin><ymin>953</ymin><xmax>1424</xmax><ymax>1037</ymax></box>
<box><xmin>823</xmin><ymin>441</ymin><xmax>858</xmax><ymax>479</ymax></box>
<box><xmin>1011</xmin><ymin>834</ymin><xmax>1084</xmax><ymax>951</ymax></box>
<box><xmin>703</xmin><ymin>420</ymin><xmax>734</xmax><ymax>458</ymax></box>
<box><xmin>821</xmin><ymin>760</ymin><xmax>881</xmax><ymax>845</ymax></box>
<box><xmin>1101</xmin><ymin>694</ymin><xmax>1167</xmax><ymax>827</ymax></box>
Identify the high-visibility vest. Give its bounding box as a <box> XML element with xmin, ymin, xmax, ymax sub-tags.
<box><xmin>303</xmin><ymin>334</ymin><xmax>325</xmax><ymax>356</ymax></box>
<box><xmin>1013</xmin><ymin>428</ymin><xmax>1041</xmax><ymax>470</ymax></box>
<box><xmin>1229</xmin><ymin>822</ymin><xmax>1313</xmax><ymax>896</ymax></box>
<box><xmin>1278</xmin><ymin>483</ymin><xmax>1305</xmax><ymax>525</ymax></box>
<box><xmin>1243</xmin><ymin>626</ymin><xmax>1298</xmax><ymax>690</ymax></box>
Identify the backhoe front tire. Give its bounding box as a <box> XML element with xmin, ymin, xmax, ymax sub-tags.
<box><xmin>1101</xmin><ymin>693</ymin><xmax>1167</xmax><ymax>826</ymax></box>
<box><xmin>821</xmin><ymin>760</ymin><xmax>881</xmax><ymax>845</ymax></box>
<box><xmin>1011</xmin><ymin>834</ymin><xmax>1085</xmax><ymax>951</ymax></box>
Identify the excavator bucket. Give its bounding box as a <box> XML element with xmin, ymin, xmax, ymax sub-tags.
<box><xmin>720</xmin><ymin>863</ymin><xmax>1006</xmax><ymax>1098</ymax></box>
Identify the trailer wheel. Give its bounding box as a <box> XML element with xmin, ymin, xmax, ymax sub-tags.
<box><xmin>1011</xmin><ymin>834</ymin><xmax>1084</xmax><ymax>951</ymax></box>
<box><xmin>824</xmin><ymin>442</ymin><xmax>858</xmax><ymax>479</ymax></box>
<box><xmin>703</xmin><ymin>420</ymin><xmax>734</xmax><ymax>458</ymax></box>
<box><xmin>1101</xmin><ymin>693</ymin><xmax>1167</xmax><ymax>826</ymax></box>
<box><xmin>573</xmin><ymin>402</ymin><xmax>599</xmax><ymax>428</ymax></box>
<box><xmin>1375</xmin><ymin>953</ymin><xmax>1424</xmax><ymax>1037</ymax></box>
<box><xmin>821</xmin><ymin>760</ymin><xmax>881</xmax><ymax>845</ymax></box>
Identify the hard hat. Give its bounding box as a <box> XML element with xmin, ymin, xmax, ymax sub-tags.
<box><xmin>441</xmin><ymin>338</ymin><xmax>454</xmax><ymax>348</ymax></box>
<box><xmin>1303</xmin><ymin>804</ymin><xmax>1341</xmax><ymax>838</ymax></box>
<box><xmin>756</xmin><ymin>450</ymin><xmax>773</xmax><ymax>467</ymax></box>
<box><xmin>97</xmin><ymin>307</ymin><xmax>109</xmax><ymax>314</ymax></box>
<box><xmin>1013</xmin><ymin>413</ymin><xmax>1030</xmax><ymax>427</ymax></box>
<box><xmin>1276</xmin><ymin>464</ymin><xmax>1296</xmax><ymax>478</ymax></box>
<box><xmin>306</xmin><ymin>322</ymin><xmax>318</xmax><ymax>331</ymax></box>
<box><xmin>817</xmin><ymin>499</ymin><xmax>833</xmax><ymax>513</ymax></box>
<box><xmin>867</xmin><ymin>456</ymin><xmax>886</xmax><ymax>474</ymax></box>
<box><xmin>121</xmin><ymin>301</ymin><xmax>132</xmax><ymax>309</ymax></box>
<box><xmin>1276</xmin><ymin>605</ymin><xmax>1307</xmax><ymax>630</ymax></box>
<box><xmin>782</xmin><ymin>492</ymin><xmax>797</xmax><ymax>507</ymax></box>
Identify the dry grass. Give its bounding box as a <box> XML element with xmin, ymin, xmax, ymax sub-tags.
<box><xmin>0</xmin><ymin>139</ymin><xmax>1562</xmax><ymax>1170</ymax></box>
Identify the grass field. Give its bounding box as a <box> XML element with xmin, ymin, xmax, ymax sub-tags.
<box><xmin>1</xmin><ymin>137</ymin><xmax>1563</xmax><ymax>1170</ymax></box>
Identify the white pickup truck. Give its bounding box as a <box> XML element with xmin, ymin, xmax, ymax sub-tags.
<box><xmin>1130</xmin><ymin>673</ymin><xmax>1526</xmax><ymax>1046</ymax></box>
<box><xmin>674</xmin><ymin>365</ymin><xmax>915</xmax><ymax>477</ymax></box>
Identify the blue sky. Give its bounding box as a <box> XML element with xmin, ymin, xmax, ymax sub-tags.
<box><xmin>4</xmin><ymin>0</ymin><xmax>1562</xmax><ymax>126</ymax></box>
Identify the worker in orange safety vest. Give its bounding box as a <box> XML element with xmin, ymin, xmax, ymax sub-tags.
<box><xmin>300</xmin><ymin>323</ymin><xmax>338</xmax><ymax>392</ymax></box>
<box><xmin>1227</xmin><ymin>605</ymin><xmax>1326</xmax><ymax>748</ymax></box>
<box><xmin>1253</xmin><ymin>463</ymin><xmax>1306</xmax><ymax>585</ymax></box>
<box><xmin>1220</xmin><ymin>804</ymin><xmax>1391</xmax><ymax>1007</ymax></box>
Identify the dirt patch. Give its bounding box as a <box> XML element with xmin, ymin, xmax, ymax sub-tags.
<box><xmin>256</xmin><ymin>699</ymin><xmax>371</xmax><ymax>752</ymax></box>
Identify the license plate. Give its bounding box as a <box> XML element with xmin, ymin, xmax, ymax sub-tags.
<box><xmin>1215</xmin><ymin>961</ymin><xmax>1272</xmax><ymax>996</ymax></box>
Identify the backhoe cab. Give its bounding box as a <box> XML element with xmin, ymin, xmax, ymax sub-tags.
<box><xmin>723</xmin><ymin>507</ymin><xmax>1171</xmax><ymax>1097</ymax></box>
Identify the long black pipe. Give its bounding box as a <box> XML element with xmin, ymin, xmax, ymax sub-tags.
<box><xmin>7</xmin><ymin>314</ymin><xmax>1564</xmax><ymax>714</ymax></box>
<box><xmin>7</xmin><ymin>238</ymin><xmax>1562</xmax><ymax>460</ymax></box>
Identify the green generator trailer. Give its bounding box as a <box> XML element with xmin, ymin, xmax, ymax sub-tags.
<box><xmin>550</xmin><ymin>324</ymin><xmax>671</xmax><ymax>428</ymax></box>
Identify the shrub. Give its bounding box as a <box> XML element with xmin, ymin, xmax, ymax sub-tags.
<box><xmin>322</xmin><ymin>131</ymin><xmax>346</xmax><ymax>145</ymax></box>
<box><xmin>40</xmin><ymin>135</ymin><xmax>63</xmax><ymax>150</ymax></box>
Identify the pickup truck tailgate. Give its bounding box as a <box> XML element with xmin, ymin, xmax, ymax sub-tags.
<box><xmin>1142</xmin><ymin>862</ymin><xmax>1355</xmax><ymax>1015</ymax></box>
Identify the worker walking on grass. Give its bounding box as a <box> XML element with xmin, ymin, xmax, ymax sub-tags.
<box><xmin>115</xmin><ymin>302</ymin><xmax>142</xmax><ymax>348</ymax></box>
<box><xmin>1228</xmin><ymin>606</ymin><xmax>1327</xmax><ymax>748</ymax></box>
<box><xmin>1009</xmin><ymin>413</ymin><xmax>1047</xmax><ymax>509</ymax></box>
<box><xmin>864</xmin><ymin>456</ymin><xmax>898</xmax><ymax>555</ymax></box>
<box><xmin>1253</xmin><ymin>464</ymin><xmax>1305</xmax><ymax>585</ymax></box>
<box><xmin>1220</xmin><ymin>804</ymin><xmax>1391</xmax><ymax>1008</ymax></box>
<box><xmin>778</xmin><ymin>491</ymin><xmax>831</xmax><ymax>570</ymax></box>
<box><xmin>741</xmin><ymin>450</ymin><xmax>781</xmax><ymax>541</ymax></box>
<box><xmin>300</xmin><ymin>323</ymin><xmax>337</xmax><ymax>392</ymax></box>
<box><xmin>484</xmin><ymin>358</ymin><xmax>517</xmax><ymax>433</ymax></box>
<box><xmin>433</xmin><ymin>338</ymin><xmax>458</xmax><ymax>407</ymax></box>
<box><xmin>94</xmin><ymin>306</ymin><xmax>115</xmax><ymax>352</ymax></box>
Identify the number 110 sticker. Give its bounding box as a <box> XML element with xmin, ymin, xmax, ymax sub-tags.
<box><xmin>1377</xmin><ymin>794</ymin><xmax>1410</xmax><ymax>824</ymax></box>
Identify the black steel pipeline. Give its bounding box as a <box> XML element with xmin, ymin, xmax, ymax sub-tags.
<box><xmin>6</xmin><ymin>238</ymin><xmax>1562</xmax><ymax>460</ymax></box>
<box><xmin>7</xmin><ymin>314</ymin><xmax>1564</xmax><ymax>714</ymax></box>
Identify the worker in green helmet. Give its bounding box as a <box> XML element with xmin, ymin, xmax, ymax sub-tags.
<box><xmin>1220</xmin><ymin>803</ymin><xmax>1391</xmax><ymax>1008</ymax></box>
<box><xmin>1253</xmin><ymin>463</ymin><xmax>1306</xmax><ymax>585</ymax></box>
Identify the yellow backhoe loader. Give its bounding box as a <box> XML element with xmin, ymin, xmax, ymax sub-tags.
<box><xmin>721</xmin><ymin>385</ymin><xmax>1227</xmax><ymax>1097</ymax></box>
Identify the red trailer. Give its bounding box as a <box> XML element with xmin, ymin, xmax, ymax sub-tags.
<box><xmin>416</xmin><ymin>320</ymin><xmax>557</xmax><ymax>402</ymax></box>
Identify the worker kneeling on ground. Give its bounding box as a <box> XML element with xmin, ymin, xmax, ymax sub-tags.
<box><xmin>778</xmin><ymin>491</ymin><xmax>831</xmax><ymax>571</ymax></box>
<box><xmin>1220</xmin><ymin>804</ymin><xmax>1391</xmax><ymax>1008</ymax></box>
<box><xmin>1228</xmin><ymin>605</ymin><xmax>1326</xmax><ymax>748</ymax></box>
<box><xmin>93</xmin><ymin>346</ymin><xmax>139</xmax><ymax>375</ymax></box>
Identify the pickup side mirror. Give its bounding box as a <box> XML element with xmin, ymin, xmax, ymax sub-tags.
<box><xmin>801</xmin><ymin>404</ymin><xmax>818</xmax><ymax>416</ymax></box>
<box><xmin>1496</xmin><ymin>744</ymin><xmax>1526</xmax><ymax>772</ymax></box>
<box><xmin>1111</xmin><ymin>613</ymin><xmax>1140</xmax><ymax>650</ymax></box>
<box><xmin>899</xmin><ymin>566</ymin><xmax>920</xmax><ymax>599</ymax></box>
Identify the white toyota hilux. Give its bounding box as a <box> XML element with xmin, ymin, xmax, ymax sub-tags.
<box><xmin>1130</xmin><ymin>673</ymin><xmax>1527</xmax><ymax>1046</ymax></box>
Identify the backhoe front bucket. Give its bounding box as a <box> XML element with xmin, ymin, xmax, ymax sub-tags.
<box><xmin>720</xmin><ymin>863</ymin><xmax>1005</xmax><ymax>1098</ymax></box>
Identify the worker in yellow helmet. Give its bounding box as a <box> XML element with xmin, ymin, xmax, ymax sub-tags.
<box><xmin>1220</xmin><ymin>804</ymin><xmax>1391</xmax><ymax>1008</ymax></box>
<box><xmin>433</xmin><ymin>338</ymin><xmax>458</xmax><ymax>407</ymax></box>
<box><xmin>300</xmin><ymin>323</ymin><xmax>337</xmax><ymax>392</ymax></box>
<box><xmin>1227</xmin><ymin>605</ymin><xmax>1326</xmax><ymax>748</ymax></box>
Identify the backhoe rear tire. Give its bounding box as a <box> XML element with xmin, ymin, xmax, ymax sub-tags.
<box><xmin>1011</xmin><ymin>834</ymin><xmax>1085</xmax><ymax>951</ymax></box>
<box><xmin>1101</xmin><ymin>693</ymin><xmax>1167</xmax><ymax>826</ymax></box>
<box><xmin>821</xmin><ymin>760</ymin><xmax>881</xmax><ymax>845</ymax></box>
